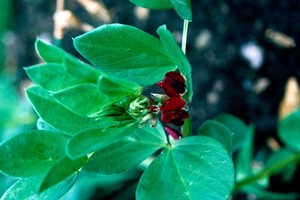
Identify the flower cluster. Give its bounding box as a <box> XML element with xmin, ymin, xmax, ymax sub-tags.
<box><xmin>157</xmin><ymin>72</ymin><xmax>189</xmax><ymax>126</ymax></box>
<box><xmin>148</xmin><ymin>71</ymin><xmax>189</xmax><ymax>140</ymax></box>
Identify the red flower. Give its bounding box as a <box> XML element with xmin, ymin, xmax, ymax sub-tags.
<box><xmin>160</xmin><ymin>97</ymin><xmax>189</xmax><ymax>126</ymax></box>
<box><xmin>157</xmin><ymin>72</ymin><xmax>186</xmax><ymax>97</ymax></box>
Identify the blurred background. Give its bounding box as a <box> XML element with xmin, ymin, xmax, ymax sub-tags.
<box><xmin>0</xmin><ymin>0</ymin><xmax>300</xmax><ymax>199</ymax></box>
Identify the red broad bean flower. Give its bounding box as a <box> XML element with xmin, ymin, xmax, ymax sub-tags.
<box><xmin>157</xmin><ymin>72</ymin><xmax>189</xmax><ymax>127</ymax></box>
<box><xmin>160</xmin><ymin>97</ymin><xmax>188</xmax><ymax>126</ymax></box>
<box><xmin>157</xmin><ymin>71</ymin><xmax>186</xmax><ymax>97</ymax></box>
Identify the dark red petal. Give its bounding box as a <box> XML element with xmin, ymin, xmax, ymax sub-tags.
<box><xmin>165</xmin><ymin>72</ymin><xmax>185</xmax><ymax>84</ymax></box>
<box><xmin>170</xmin><ymin>110</ymin><xmax>189</xmax><ymax>126</ymax></box>
<box><xmin>165</xmin><ymin>72</ymin><xmax>186</xmax><ymax>94</ymax></box>
<box><xmin>158</xmin><ymin>81</ymin><xmax>180</xmax><ymax>97</ymax></box>
<box><xmin>160</xmin><ymin>97</ymin><xmax>186</xmax><ymax>112</ymax></box>
<box><xmin>161</xmin><ymin>111</ymin><xmax>172</xmax><ymax>123</ymax></box>
<box><xmin>164</xmin><ymin>126</ymin><xmax>182</xmax><ymax>140</ymax></box>
<box><xmin>161</xmin><ymin>109</ymin><xmax>189</xmax><ymax>126</ymax></box>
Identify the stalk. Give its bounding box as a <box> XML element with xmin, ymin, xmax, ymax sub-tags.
<box><xmin>234</xmin><ymin>152</ymin><xmax>300</xmax><ymax>191</ymax></box>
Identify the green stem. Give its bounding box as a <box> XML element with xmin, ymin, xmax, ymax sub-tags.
<box><xmin>181</xmin><ymin>19</ymin><xmax>189</xmax><ymax>54</ymax></box>
<box><xmin>182</xmin><ymin>117</ymin><xmax>192</xmax><ymax>137</ymax></box>
<box><xmin>181</xmin><ymin>19</ymin><xmax>191</xmax><ymax>137</ymax></box>
<box><xmin>234</xmin><ymin>152</ymin><xmax>300</xmax><ymax>191</ymax></box>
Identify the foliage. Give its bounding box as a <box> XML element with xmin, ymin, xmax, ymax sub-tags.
<box><xmin>0</xmin><ymin>0</ymin><xmax>300</xmax><ymax>199</ymax></box>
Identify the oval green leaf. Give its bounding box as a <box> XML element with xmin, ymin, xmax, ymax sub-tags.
<box><xmin>198</xmin><ymin>120</ymin><xmax>232</xmax><ymax>155</ymax></box>
<box><xmin>67</xmin><ymin>123</ymin><xmax>135</xmax><ymax>159</ymax></box>
<box><xmin>25</xmin><ymin>58</ymin><xmax>101</xmax><ymax>92</ymax></box>
<box><xmin>26</xmin><ymin>86</ymin><xmax>100</xmax><ymax>135</ymax></box>
<box><xmin>52</xmin><ymin>83</ymin><xmax>112</xmax><ymax>116</ymax></box>
<box><xmin>83</xmin><ymin>123</ymin><xmax>166</xmax><ymax>174</ymax></box>
<box><xmin>74</xmin><ymin>23</ymin><xmax>176</xmax><ymax>86</ymax></box>
<box><xmin>97</xmin><ymin>74</ymin><xmax>142</xmax><ymax>97</ymax></box>
<box><xmin>0</xmin><ymin>130</ymin><xmax>67</xmax><ymax>177</ymax></box>
<box><xmin>278</xmin><ymin>110</ymin><xmax>300</xmax><ymax>151</ymax></box>
<box><xmin>129</xmin><ymin>0</ymin><xmax>173</xmax><ymax>9</ymax></box>
<box><xmin>214</xmin><ymin>113</ymin><xmax>248</xmax><ymax>152</ymax></box>
<box><xmin>170</xmin><ymin>0</ymin><xmax>192</xmax><ymax>20</ymax></box>
<box><xmin>0</xmin><ymin>176</ymin><xmax>76</xmax><ymax>200</ymax></box>
<box><xmin>40</xmin><ymin>156</ymin><xmax>88</xmax><ymax>193</ymax></box>
<box><xmin>136</xmin><ymin>136</ymin><xmax>234</xmax><ymax>200</ymax></box>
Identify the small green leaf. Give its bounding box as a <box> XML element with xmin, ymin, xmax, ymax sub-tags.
<box><xmin>198</xmin><ymin>120</ymin><xmax>232</xmax><ymax>155</ymax></box>
<box><xmin>36</xmin><ymin>118</ymin><xmax>59</xmax><ymax>132</ymax></box>
<box><xmin>157</xmin><ymin>25</ymin><xmax>193</xmax><ymax>102</ymax></box>
<box><xmin>52</xmin><ymin>83</ymin><xmax>111</xmax><ymax>116</ymax></box>
<box><xmin>129</xmin><ymin>0</ymin><xmax>173</xmax><ymax>9</ymax></box>
<box><xmin>0</xmin><ymin>0</ymin><xmax>12</xmax><ymax>32</ymax></box>
<box><xmin>25</xmin><ymin>63</ymin><xmax>80</xmax><ymax>92</ymax></box>
<box><xmin>67</xmin><ymin>123</ymin><xmax>136</xmax><ymax>159</ymax></box>
<box><xmin>40</xmin><ymin>156</ymin><xmax>88</xmax><ymax>192</ymax></box>
<box><xmin>136</xmin><ymin>136</ymin><xmax>234</xmax><ymax>200</ymax></box>
<box><xmin>74</xmin><ymin>23</ymin><xmax>176</xmax><ymax>86</ymax></box>
<box><xmin>1</xmin><ymin>175</ymin><xmax>76</xmax><ymax>200</ymax></box>
<box><xmin>170</xmin><ymin>0</ymin><xmax>192</xmax><ymax>21</ymax></box>
<box><xmin>25</xmin><ymin>59</ymin><xmax>100</xmax><ymax>92</ymax></box>
<box><xmin>278</xmin><ymin>110</ymin><xmax>300</xmax><ymax>152</ymax></box>
<box><xmin>35</xmin><ymin>39</ymin><xmax>66</xmax><ymax>63</ymax></box>
<box><xmin>214</xmin><ymin>113</ymin><xmax>248</xmax><ymax>152</ymax></box>
<box><xmin>235</xmin><ymin>125</ymin><xmax>255</xmax><ymax>182</ymax></box>
<box><xmin>97</xmin><ymin>74</ymin><xmax>142</xmax><ymax>97</ymax></box>
<box><xmin>26</xmin><ymin>86</ymin><xmax>100</xmax><ymax>135</ymax></box>
<box><xmin>0</xmin><ymin>130</ymin><xmax>67</xmax><ymax>177</ymax></box>
<box><xmin>83</xmin><ymin>123</ymin><xmax>166</xmax><ymax>174</ymax></box>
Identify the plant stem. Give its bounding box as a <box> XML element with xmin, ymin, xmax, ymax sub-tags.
<box><xmin>181</xmin><ymin>19</ymin><xmax>192</xmax><ymax>137</ymax></box>
<box><xmin>234</xmin><ymin>152</ymin><xmax>300</xmax><ymax>191</ymax></box>
<box><xmin>182</xmin><ymin>117</ymin><xmax>192</xmax><ymax>137</ymax></box>
<box><xmin>181</xmin><ymin>19</ymin><xmax>189</xmax><ymax>54</ymax></box>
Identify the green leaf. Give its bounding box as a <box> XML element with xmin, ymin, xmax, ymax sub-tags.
<box><xmin>67</xmin><ymin>123</ymin><xmax>136</xmax><ymax>159</ymax></box>
<box><xmin>136</xmin><ymin>136</ymin><xmax>234</xmax><ymax>200</ymax></box>
<box><xmin>129</xmin><ymin>0</ymin><xmax>192</xmax><ymax>20</ymax></box>
<box><xmin>83</xmin><ymin>123</ymin><xmax>166</xmax><ymax>174</ymax></box>
<box><xmin>129</xmin><ymin>0</ymin><xmax>173</xmax><ymax>9</ymax></box>
<box><xmin>1</xmin><ymin>175</ymin><xmax>76</xmax><ymax>200</ymax></box>
<box><xmin>235</xmin><ymin>125</ymin><xmax>255</xmax><ymax>182</ymax></box>
<box><xmin>35</xmin><ymin>39</ymin><xmax>71</xmax><ymax>64</ymax></box>
<box><xmin>25</xmin><ymin>59</ymin><xmax>101</xmax><ymax>92</ymax></box>
<box><xmin>278</xmin><ymin>110</ymin><xmax>300</xmax><ymax>151</ymax></box>
<box><xmin>170</xmin><ymin>0</ymin><xmax>192</xmax><ymax>20</ymax></box>
<box><xmin>198</xmin><ymin>120</ymin><xmax>232</xmax><ymax>155</ymax></box>
<box><xmin>97</xmin><ymin>74</ymin><xmax>142</xmax><ymax>97</ymax></box>
<box><xmin>36</xmin><ymin>118</ymin><xmax>60</xmax><ymax>132</ymax></box>
<box><xmin>0</xmin><ymin>130</ymin><xmax>67</xmax><ymax>177</ymax></box>
<box><xmin>214</xmin><ymin>113</ymin><xmax>248</xmax><ymax>152</ymax></box>
<box><xmin>0</xmin><ymin>0</ymin><xmax>12</xmax><ymax>32</ymax></box>
<box><xmin>40</xmin><ymin>156</ymin><xmax>88</xmax><ymax>192</ymax></box>
<box><xmin>265</xmin><ymin>148</ymin><xmax>297</xmax><ymax>181</ymax></box>
<box><xmin>74</xmin><ymin>23</ymin><xmax>176</xmax><ymax>86</ymax></box>
<box><xmin>52</xmin><ymin>83</ymin><xmax>112</xmax><ymax>116</ymax></box>
<box><xmin>157</xmin><ymin>25</ymin><xmax>193</xmax><ymax>102</ymax></box>
<box><xmin>26</xmin><ymin>86</ymin><xmax>100</xmax><ymax>135</ymax></box>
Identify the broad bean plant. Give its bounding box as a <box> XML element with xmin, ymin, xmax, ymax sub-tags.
<box><xmin>1</xmin><ymin>0</ymin><xmax>300</xmax><ymax>199</ymax></box>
